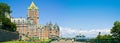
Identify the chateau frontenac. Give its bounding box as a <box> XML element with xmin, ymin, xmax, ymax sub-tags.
<box><xmin>7</xmin><ymin>1</ymin><xmax>60</xmax><ymax>40</ymax></box>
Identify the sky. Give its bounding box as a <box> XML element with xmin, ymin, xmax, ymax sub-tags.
<box><xmin>1</xmin><ymin>0</ymin><xmax>120</xmax><ymax>38</ymax></box>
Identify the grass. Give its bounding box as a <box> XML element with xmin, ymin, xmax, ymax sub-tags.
<box><xmin>1</xmin><ymin>39</ymin><xmax>51</xmax><ymax>43</ymax></box>
<box><xmin>1</xmin><ymin>41</ymin><xmax>49</xmax><ymax>43</ymax></box>
<box><xmin>1</xmin><ymin>41</ymin><xmax>40</xmax><ymax>43</ymax></box>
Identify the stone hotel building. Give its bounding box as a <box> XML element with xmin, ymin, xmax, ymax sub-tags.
<box><xmin>9</xmin><ymin>2</ymin><xmax>60</xmax><ymax>40</ymax></box>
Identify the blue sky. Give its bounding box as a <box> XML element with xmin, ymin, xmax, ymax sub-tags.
<box><xmin>1</xmin><ymin>0</ymin><xmax>120</xmax><ymax>38</ymax></box>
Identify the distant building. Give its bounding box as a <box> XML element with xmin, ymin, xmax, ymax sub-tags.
<box><xmin>10</xmin><ymin>1</ymin><xmax>60</xmax><ymax>40</ymax></box>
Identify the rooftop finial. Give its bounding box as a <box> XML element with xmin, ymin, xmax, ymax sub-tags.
<box><xmin>28</xmin><ymin>1</ymin><xmax>38</xmax><ymax>9</ymax></box>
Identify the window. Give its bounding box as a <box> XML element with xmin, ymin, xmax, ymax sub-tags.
<box><xmin>18</xmin><ymin>20</ymin><xmax>20</xmax><ymax>24</ymax></box>
<box><xmin>14</xmin><ymin>20</ymin><xmax>15</xmax><ymax>23</ymax></box>
<box><xmin>23</xmin><ymin>20</ymin><xmax>24</xmax><ymax>24</ymax></box>
<box><xmin>50</xmin><ymin>32</ymin><xmax>52</xmax><ymax>33</ymax></box>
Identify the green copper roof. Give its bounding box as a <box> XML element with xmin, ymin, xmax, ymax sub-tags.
<box><xmin>28</xmin><ymin>1</ymin><xmax>38</xmax><ymax>9</ymax></box>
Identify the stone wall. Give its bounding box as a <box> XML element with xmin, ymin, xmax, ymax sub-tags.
<box><xmin>0</xmin><ymin>29</ymin><xmax>19</xmax><ymax>42</ymax></box>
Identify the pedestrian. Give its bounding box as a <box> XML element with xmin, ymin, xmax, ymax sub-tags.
<box><xmin>72</xmin><ymin>39</ymin><xmax>74</xmax><ymax>43</ymax></box>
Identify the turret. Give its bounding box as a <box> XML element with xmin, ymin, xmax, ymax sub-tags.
<box><xmin>27</xmin><ymin>1</ymin><xmax>39</xmax><ymax>25</ymax></box>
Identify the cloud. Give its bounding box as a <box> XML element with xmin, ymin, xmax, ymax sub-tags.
<box><xmin>60</xmin><ymin>26</ymin><xmax>110</xmax><ymax>38</ymax></box>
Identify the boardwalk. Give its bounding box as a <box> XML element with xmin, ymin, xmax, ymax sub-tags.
<box><xmin>51</xmin><ymin>39</ymin><xmax>89</xmax><ymax>43</ymax></box>
<box><xmin>51</xmin><ymin>40</ymin><xmax>72</xmax><ymax>43</ymax></box>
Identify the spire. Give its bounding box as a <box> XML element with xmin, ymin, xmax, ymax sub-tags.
<box><xmin>49</xmin><ymin>21</ymin><xmax>52</xmax><ymax>26</ymax></box>
<box><xmin>55</xmin><ymin>23</ymin><xmax>58</xmax><ymax>25</ymax></box>
<box><xmin>54</xmin><ymin>23</ymin><xmax>58</xmax><ymax>27</ymax></box>
<box><xmin>28</xmin><ymin>1</ymin><xmax>38</xmax><ymax>9</ymax></box>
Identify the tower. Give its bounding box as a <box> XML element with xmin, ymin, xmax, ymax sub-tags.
<box><xmin>27</xmin><ymin>1</ymin><xmax>39</xmax><ymax>25</ymax></box>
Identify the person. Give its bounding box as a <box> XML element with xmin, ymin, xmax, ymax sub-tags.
<box><xmin>72</xmin><ymin>39</ymin><xmax>74</xmax><ymax>43</ymax></box>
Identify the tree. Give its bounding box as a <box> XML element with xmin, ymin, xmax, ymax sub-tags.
<box><xmin>111</xmin><ymin>21</ymin><xmax>120</xmax><ymax>39</ymax></box>
<box><xmin>0</xmin><ymin>2</ymin><xmax>16</xmax><ymax>32</ymax></box>
<box><xmin>96</xmin><ymin>32</ymin><xmax>102</xmax><ymax>39</ymax></box>
<box><xmin>0</xmin><ymin>2</ymin><xmax>11</xmax><ymax>17</ymax></box>
<box><xmin>99</xmin><ymin>35</ymin><xmax>112</xmax><ymax>39</ymax></box>
<box><xmin>96</xmin><ymin>32</ymin><xmax>112</xmax><ymax>39</ymax></box>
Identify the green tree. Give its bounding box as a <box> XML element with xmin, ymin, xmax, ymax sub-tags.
<box><xmin>101</xmin><ymin>35</ymin><xmax>112</xmax><ymax>39</ymax></box>
<box><xmin>0</xmin><ymin>2</ymin><xmax>16</xmax><ymax>32</ymax></box>
<box><xmin>111</xmin><ymin>21</ymin><xmax>120</xmax><ymax>39</ymax></box>
<box><xmin>96</xmin><ymin>32</ymin><xmax>102</xmax><ymax>39</ymax></box>
<box><xmin>0</xmin><ymin>2</ymin><xmax>11</xmax><ymax>17</ymax></box>
<box><xmin>96</xmin><ymin>32</ymin><xmax>112</xmax><ymax>39</ymax></box>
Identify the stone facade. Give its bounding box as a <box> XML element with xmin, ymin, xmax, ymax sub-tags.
<box><xmin>10</xmin><ymin>1</ymin><xmax>60</xmax><ymax>40</ymax></box>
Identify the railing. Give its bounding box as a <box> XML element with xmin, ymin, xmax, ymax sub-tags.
<box><xmin>74</xmin><ymin>39</ymin><xmax>120</xmax><ymax>43</ymax></box>
<box><xmin>89</xmin><ymin>39</ymin><xmax>120</xmax><ymax>43</ymax></box>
